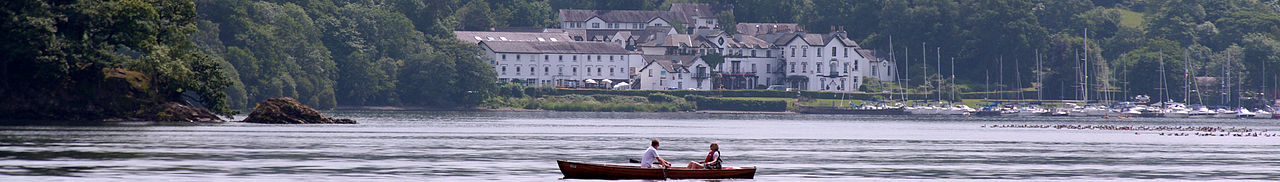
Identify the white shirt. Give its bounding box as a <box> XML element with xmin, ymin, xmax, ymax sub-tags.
<box><xmin>641</xmin><ymin>146</ymin><xmax>660</xmax><ymax>168</ymax></box>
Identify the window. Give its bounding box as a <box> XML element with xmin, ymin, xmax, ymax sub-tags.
<box><xmin>802</xmin><ymin>46</ymin><xmax>808</xmax><ymax>57</ymax></box>
<box><xmin>515</xmin><ymin>65</ymin><xmax>521</xmax><ymax>75</ymax></box>
<box><xmin>843</xmin><ymin>48</ymin><xmax>849</xmax><ymax>57</ymax></box>
<box><xmin>573</xmin><ymin>55</ymin><xmax>577</xmax><ymax>61</ymax></box>
<box><xmin>853</xmin><ymin>61</ymin><xmax>859</xmax><ymax>71</ymax></box>
<box><xmin>632</xmin><ymin>24</ymin><xmax>638</xmax><ymax>29</ymax></box>
<box><xmin>573</xmin><ymin>67</ymin><xmax>578</xmax><ymax>75</ymax></box>
<box><xmin>829</xmin><ymin>62</ymin><xmax>838</xmax><ymax>75</ymax></box>
<box><xmin>751</xmin><ymin>64</ymin><xmax>757</xmax><ymax>73</ymax></box>
<box><xmin>767</xmin><ymin>50</ymin><xmax>772</xmax><ymax>57</ymax></box>
<box><xmin>766</xmin><ymin>64</ymin><xmax>772</xmax><ymax>73</ymax></box>
<box><xmin>593</xmin><ymin>23</ymin><xmax>600</xmax><ymax>28</ymax></box>
<box><xmin>790</xmin><ymin>46</ymin><xmax>796</xmax><ymax>57</ymax></box>
<box><xmin>517</xmin><ymin>55</ymin><xmax>521</xmax><ymax>60</ymax></box>
<box><xmin>587</xmin><ymin>55</ymin><xmax>592</xmax><ymax>61</ymax></box>
<box><xmin>844</xmin><ymin>63</ymin><xmax>850</xmax><ymax>73</ymax></box>
<box><xmin>501</xmin><ymin>54</ymin><xmax>506</xmax><ymax>60</ymax></box>
<box><xmin>501</xmin><ymin>65</ymin><xmax>507</xmax><ymax>75</ymax></box>
<box><xmin>802</xmin><ymin>62</ymin><xmax>808</xmax><ymax>73</ymax></box>
<box><xmin>821</xmin><ymin>78</ymin><xmax>827</xmax><ymax>90</ymax></box>
<box><xmin>648</xmin><ymin>70</ymin><xmax>653</xmax><ymax>77</ymax></box>
<box><xmin>544</xmin><ymin>55</ymin><xmax>549</xmax><ymax>61</ymax></box>
<box><xmin>545</xmin><ymin>67</ymin><xmax>550</xmax><ymax>75</ymax></box>
<box><xmin>751</xmin><ymin>50</ymin><xmax>757</xmax><ymax>57</ymax></box>
<box><xmin>530</xmin><ymin>67</ymin><xmax>535</xmax><ymax>74</ymax></box>
<box><xmin>559</xmin><ymin>67</ymin><xmax>564</xmax><ymax>74</ymax></box>
<box><xmin>597</xmin><ymin>55</ymin><xmax>601</xmax><ymax>61</ymax></box>
<box><xmin>610</xmin><ymin>56</ymin><xmax>615</xmax><ymax>61</ymax></box>
<box><xmin>705</xmin><ymin>19</ymin><xmax>713</xmax><ymax>25</ymax></box>
<box><xmin>790</xmin><ymin>62</ymin><xmax>796</xmax><ymax>73</ymax></box>
<box><xmin>559</xmin><ymin>55</ymin><xmax>563</xmax><ymax>62</ymax></box>
<box><xmin>832</xmin><ymin>47</ymin><xmax>837</xmax><ymax>57</ymax></box>
<box><xmin>817</xmin><ymin>48</ymin><xmax>822</xmax><ymax>57</ymax></box>
<box><xmin>597</xmin><ymin>68</ymin><xmax>602</xmax><ymax>75</ymax></box>
<box><xmin>816</xmin><ymin>62</ymin><xmax>821</xmax><ymax>73</ymax></box>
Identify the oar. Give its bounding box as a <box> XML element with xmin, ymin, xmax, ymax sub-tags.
<box><xmin>628</xmin><ymin>158</ymin><xmax>661</xmax><ymax>164</ymax></box>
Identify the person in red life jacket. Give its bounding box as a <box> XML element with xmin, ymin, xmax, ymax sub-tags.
<box><xmin>687</xmin><ymin>142</ymin><xmax>721</xmax><ymax>169</ymax></box>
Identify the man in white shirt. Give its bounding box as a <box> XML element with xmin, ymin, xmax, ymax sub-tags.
<box><xmin>641</xmin><ymin>139</ymin><xmax>671</xmax><ymax>168</ymax></box>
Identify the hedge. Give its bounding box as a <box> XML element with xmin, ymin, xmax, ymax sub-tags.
<box><xmin>684</xmin><ymin>95</ymin><xmax>787</xmax><ymax>112</ymax></box>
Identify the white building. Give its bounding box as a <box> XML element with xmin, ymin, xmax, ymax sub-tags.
<box><xmin>636</xmin><ymin>55</ymin><xmax>711</xmax><ymax>90</ymax></box>
<box><xmin>559</xmin><ymin>3</ymin><xmax>723</xmax><ymax>31</ymax></box>
<box><xmin>479</xmin><ymin>41</ymin><xmax>641</xmax><ymax>88</ymax></box>
<box><xmin>859</xmin><ymin>49</ymin><xmax>896</xmax><ymax>82</ymax></box>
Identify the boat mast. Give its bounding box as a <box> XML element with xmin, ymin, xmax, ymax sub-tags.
<box><xmin>951</xmin><ymin>57</ymin><xmax>956</xmax><ymax>102</ymax></box>
<box><xmin>1159</xmin><ymin>49</ymin><xmax>1167</xmax><ymax>103</ymax></box>
<box><xmin>937</xmin><ymin>47</ymin><xmax>942</xmax><ymax>104</ymax></box>
<box><xmin>923</xmin><ymin>42</ymin><xmax>928</xmax><ymax>103</ymax></box>
<box><xmin>1037</xmin><ymin>49</ymin><xmax>1043</xmax><ymax>101</ymax></box>
<box><xmin>891</xmin><ymin>36</ymin><xmax>903</xmax><ymax>102</ymax></box>
<box><xmin>1084</xmin><ymin>28</ymin><xmax>1090</xmax><ymax>104</ymax></box>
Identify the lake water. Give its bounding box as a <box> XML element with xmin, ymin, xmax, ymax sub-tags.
<box><xmin>2</xmin><ymin>111</ymin><xmax>1280</xmax><ymax>181</ymax></box>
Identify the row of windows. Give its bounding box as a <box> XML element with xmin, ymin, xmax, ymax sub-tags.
<box><xmin>569</xmin><ymin>22</ymin><xmax>647</xmax><ymax>29</ymax></box>
<box><xmin>788</xmin><ymin>61</ymin><xmax>857</xmax><ymax>74</ymax></box>
<box><xmin>499</xmin><ymin>54</ymin><xmax>622</xmax><ymax>63</ymax></box>
<box><xmin>500</xmin><ymin>65</ymin><xmax>624</xmax><ymax>77</ymax></box>
<box><xmin>785</xmin><ymin>46</ymin><xmax>852</xmax><ymax>58</ymax></box>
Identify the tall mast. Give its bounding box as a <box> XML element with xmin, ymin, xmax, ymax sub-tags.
<box><xmin>1185</xmin><ymin>48</ymin><xmax>1190</xmax><ymax>104</ymax></box>
<box><xmin>951</xmin><ymin>57</ymin><xmax>956</xmax><ymax>102</ymax></box>
<box><xmin>1017</xmin><ymin>57</ymin><xmax>1023</xmax><ymax>100</ymax></box>
<box><xmin>890</xmin><ymin>36</ymin><xmax>901</xmax><ymax>102</ymax></box>
<box><xmin>937</xmin><ymin>47</ymin><xmax>942</xmax><ymax>103</ymax></box>
<box><xmin>923</xmin><ymin>42</ymin><xmax>928</xmax><ymax>102</ymax></box>
<box><xmin>905</xmin><ymin>45</ymin><xmax>911</xmax><ymax>103</ymax></box>
<box><xmin>1083</xmin><ymin>28</ymin><xmax>1090</xmax><ymax>103</ymax></box>
<box><xmin>1159</xmin><ymin>49</ymin><xmax>1167</xmax><ymax>103</ymax></box>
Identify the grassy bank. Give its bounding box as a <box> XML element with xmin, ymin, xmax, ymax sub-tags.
<box><xmin>483</xmin><ymin>94</ymin><xmax>694</xmax><ymax>112</ymax></box>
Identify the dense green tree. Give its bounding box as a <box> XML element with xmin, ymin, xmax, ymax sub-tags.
<box><xmin>1</xmin><ymin>0</ymin><xmax>235</xmax><ymax>118</ymax></box>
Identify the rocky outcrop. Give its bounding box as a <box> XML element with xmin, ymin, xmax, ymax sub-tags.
<box><xmin>133</xmin><ymin>102</ymin><xmax>225</xmax><ymax>122</ymax></box>
<box><xmin>240</xmin><ymin>97</ymin><xmax>356</xmax><ymax>124</ymax></box>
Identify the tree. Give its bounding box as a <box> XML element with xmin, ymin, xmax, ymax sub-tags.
<box><xmin>455</xmin><ymin>0</ymin><xmax>496</xmax><ymax>31</ymax></box>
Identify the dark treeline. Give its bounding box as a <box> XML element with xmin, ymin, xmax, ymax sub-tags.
<box><xmin>193</xmin><ymin>0</ymin><xmax>496</xmax><ymax>110</ymax></box>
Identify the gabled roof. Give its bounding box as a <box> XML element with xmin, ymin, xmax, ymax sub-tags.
<box><xmin>640</xmin><ymin>55</ymin><xmax>701</xmax><ymax>73</ymax></box>
<box><xmin>481</xmin><ymin>41</ymin><xmax>629</xmax><ymax>54</ymax></box>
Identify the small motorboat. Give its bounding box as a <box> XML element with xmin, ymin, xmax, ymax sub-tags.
<box><xmin>557</xmin><ymin>160</ymin><xmax>756</xmax><ymax>179</ymax></box>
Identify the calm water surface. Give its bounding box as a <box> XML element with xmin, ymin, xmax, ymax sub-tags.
<box><xmin>2</xmin><ymin>111</ymin><xmax>1280</xmax><ymax>181</ymax></box>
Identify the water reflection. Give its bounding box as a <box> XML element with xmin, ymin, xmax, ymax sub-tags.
<box><xmin>0</xmin><ymin>111</ymin><xmax>1279</xmax><ymax>181</ymax></box>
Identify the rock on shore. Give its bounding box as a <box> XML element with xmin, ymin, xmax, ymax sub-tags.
<box><xmin>240</xmin><ymin>97</ymin><xmax>356</xmax><ymax>124</ymax></box>
<box><xmin>134</xmin><ymin>102</ymin><xmax>226</xmax><ymax>122</ymax></box>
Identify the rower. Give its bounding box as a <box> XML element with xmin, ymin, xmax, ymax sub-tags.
<box><xmin>641</xmin><ymin>139</ymin><xmax>671</xmax><ymax>168</ymax></box>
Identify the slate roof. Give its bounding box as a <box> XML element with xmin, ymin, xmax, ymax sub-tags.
<box><xmin>736</xmin><ymin>23</ymin><xmax>800</xmax><ymax>35</ymax></box>
<box><xmin>640</xmin><ymin>55</ymin><xmax>701</xmax><ymax>73</ymax></box>
<box><xmin>456</xmin><ymin>31</ymin><xmax>573</xmax><ymax>44</ymax></box>
<box><xmin>481</xmin><ymin>41</ymin><xmax>629</xmax><ymax>54</ymax></box>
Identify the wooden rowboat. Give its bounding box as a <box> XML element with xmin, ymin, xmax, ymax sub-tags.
<box><xmin>557</xmin><ymin>160</ymin><xmax>756</xmax><ymax>179</ymax></box>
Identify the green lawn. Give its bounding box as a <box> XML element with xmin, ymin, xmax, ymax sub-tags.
<box><xmin>1118</xmin><ymin>9</ymin><xmax>1144</xmax><ymax>28</ymax></box>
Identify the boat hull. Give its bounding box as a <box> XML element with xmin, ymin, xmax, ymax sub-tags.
<box><xmin>798</xmin><ymin>106</ymin><xmax>907</xmax><ymax>115</ymax></box>
<box><xmin>557</xmin><ymin>160</ymin><xmax>756</xmax><ymax>179</ymax></box>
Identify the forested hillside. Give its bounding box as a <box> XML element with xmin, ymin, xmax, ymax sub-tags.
<box><xmin>195</xmin><ymin>0</ymin><xmax>1280</xmax><ymax>108</ymax></box>
<box><xmin>5</xmin><ymin>0</ymin><xmax>1280</xmax><ymax>118</ymax></box>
